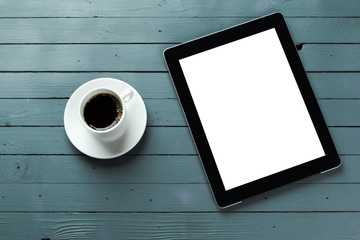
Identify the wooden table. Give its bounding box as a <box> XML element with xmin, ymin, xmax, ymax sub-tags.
<box><xmin>1</xmin><ymin>1</ymin><xmax>359</xmax><ymax>239</ymax></box>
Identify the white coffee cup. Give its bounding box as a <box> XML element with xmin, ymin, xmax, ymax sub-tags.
<box><xmin>79</xmin><ymin>87</ymin><xmax>134</xmax><ymax>142</ymax></box>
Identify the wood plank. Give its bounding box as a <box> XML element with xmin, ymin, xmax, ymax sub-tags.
<box><xmin>0</xmin><ymin>99</ymin><xmax>185</xmax><ymax>127</ymax></box>
<box><xmin>0</xmin><ymin>155</ymin><xmax>203</xmax><ymax>184</ymax></box>
<box><xmin>0</xmin><ymin>1</ymin><xmax>357</xmax><ymax>238</ymax></box>
<box><xmin>1</xmin><ymin>99</ymin><xmax>360</xmax><ymax>127</ymax></box>
<box><xmin>0</xmin><ymin>0</ymin><xmax>359</xmax><ymax>17</ymax></box>
<box><xmin>1</xmin><ymin>72</ymin><xmax>360</xmax><ymax>99</ymax></box>
<box><xmin>0</xmin><ymin>44</ymin><xmax>166</xmax><ymax>71</ymax></box>
<box><xmin>0</xmin><ymin>18</ymin><xmax>359</xmax><ymax>43</ymax></box>
<box><xmin>329</xmin><ymin>128</ymin><xmax>360</xmax><ymax>155</ymax></box>
<box><xmin>309</xmin><ymin>73</ymin><xmax>360</xmax><ymax>99</ymax></box>
<box><xmin>0</xmin><ymin>212</ymin><xmax>359</xmax><ymax>240</ymax></box>
<box><xmin>0</xmin><ymin>44</ymin><xmax>167</xmax><ymax>72</ymax></box>
<box><xmin>318</xmin><ymin>100</ymin><xmax>360</xmax><ymax>126</ymax></box>
<box><xmin>0</xmin><ymin>154</ymin><xmax>355</xmax><ymax>184</ymax></box>
<box><xmin>0</xmin><ymin>44</ymin><xmax>358</xmax><ymax>71</ymax></box>
<box><xmin>300</xmin><ymin>44</ymin><xmax>360</xmax><ymax>71</ymax></box>
<box><xmin>0</xmin><ymin>127</ymin><xmax>358</xmax><ymax>155</ymax></box>
<box><xmin>0</xmin><ymin>183</ymin><xmax>358</xmax><ymax>212</ymax></box>
<box><xmin>0</xmin><ymin>127</ymin><xmax>197</xmax><ymax>155</ymax></box>
<box><xmin>0</xmin><ymin>73</ymin><xmax>175</xmax><ymax>99</ymax></box>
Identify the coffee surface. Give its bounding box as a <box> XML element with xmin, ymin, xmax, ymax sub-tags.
<box><xmin>83</xmin><ymin>93</ymin><xmax>123</xmax><ymax>130</ymax></box>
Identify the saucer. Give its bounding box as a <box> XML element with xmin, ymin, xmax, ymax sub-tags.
<box><xmin>64</xmin><ymin>78</ymin><xmax>147</xmax><ymax>159</ymax></box>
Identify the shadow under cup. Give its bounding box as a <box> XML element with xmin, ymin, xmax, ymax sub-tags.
<box><xmin>79</xmin><ymin>88</ymin><xmax>133</xmax><ymax>142</ymax></box>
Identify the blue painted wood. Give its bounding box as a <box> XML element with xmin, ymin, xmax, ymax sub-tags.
<box><xmin>0</xmin><ymin>154</ymin><xmax>355</xmax><ymax>184</ymax></box>
<box><xmin>1</xmin><ymin>0</ymin><xmax>359</xmax><ymax>17</ymax></box>
<box><xmin>309</xmin><ymin>73</ymin><xmax>360</xmax><ymax>99</ymax></box>
<box><xmin>0</xmin><ymin>0</ymin><xmax>359</xmax><ymax>238</ymax></box>
<box><xmin>0</xmin><ymin>212</ymin><xmax>358</xmax><ymax>240</ymax></box>
<box><xmin>0</xmin><ymin>18</ymin><xmax>359</xmax><ymax>43</ymax></box>
<box><xmin>0</xmin><ymin>99</ymin><xmax>185</xmax><ymax>126</ymax></box>
<box><xmin>0</xmin><ymin>127</ymin><xmax>359</xmax><ymax>155</ymax></box>
<box><xmin>1</xmin><ymin>99</ymin><xmax>360</xmax><ymax>127</ymax></box>
<box><xmin>1</xmin><ymin>72</ymin><xmax>360</xmax><ymax>99</ymax></box>
<box><xmin>0</xmin><ymin>73</ymin><xmax>175</xmax><ymax>98</ymax></box>
<box><xmin>300</xmin><ymin>44</ymin><xmax>360</xmax><ymax>71</ymax></box>
<box><xmin>0</xmin><ymin>182</ymin><xmax>358</xmax><ymax>212</ymax></box>
<box><xmin>0</xmin><ymin>44</ymin><xmax>358</xmax><ymax>71</ymax></box>
<box><xmin>0</xmin><ymin>155</ymin><xmax>204</xmax><ymax>184</ymax></box>
<box><xmin>0</xmin><ymin>127</ymin><xmax>197</xmax><ymax>155</ymax></box>
<box><xmin>318</xmin><ymin>100</ymin><xmax>360</xmax><ymax>126</ymax></box>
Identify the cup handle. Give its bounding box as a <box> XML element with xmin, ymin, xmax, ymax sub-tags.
<box><xmin>121</xmin><ymin>89</ymin><xmax>134</xmax><ymax>103</ymax></box>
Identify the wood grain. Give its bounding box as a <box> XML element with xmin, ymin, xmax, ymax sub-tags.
<box><xmin>0</xmin><ymin>99</ymin><xmax>185</xmax><ymax>126</ymax></box>
<box><xmin>0</xmin><ymin>127</ymin><xmax>357</xmax><ymax>154</ymax></box>
<box><xmin>0</xmin><ymin>182</ymin><xmax>358</xmax><ymax>212</ymax></box>
<box><xmin>309</xmin><ymin>73</ymin><xmax>360</xmax><ymax>99</ymax></box>
<box><xmin>0</xmin><ymin>155</ymin><xmax>203</xmax><ymax>184</ymax></box>
<box><xmin>0</xmin><ymin>18</ymin><xmax>359</xmax><ymax>43</ymax></box>
<box><xmin>0</xmin><ymin>0</ymin><xmax>358</xmax><ymax>238</ymax></box>
<box><xmin>0</xmin><ymin>154</ymin><xmax>355</xmax><ymax>184</ymax></box>
<box><xmin>0</xmin><ymin>127</ymin><xmax>197</xmax><ymax>155</ymax></box>
<box><xmin>1</xmin><ymin>73</ymin><xmax>360</xmax><ymax>99</ymax></box>
<box><xmin>0</xmin><ymin>44</ymin><xmax>358</xmax><ymax>71</ymax></box>
<box><xmin>0</xmin><ymin>212</ymin><xmax>358</xmax><ymax>240</ymax></box>
<box><xmin>0</xmin><ymin>73</ymin><xmax>175</xmax><ymax>98</ymax></box>
<box><xmin>0</xmin><ymin>0</ymin><xmax>358</xmax><ymax>17</ymax></box>
<box><xmin>0</xmin><ymin>99</ymin><xmax>360</xmax><ymax>127</ymax></box>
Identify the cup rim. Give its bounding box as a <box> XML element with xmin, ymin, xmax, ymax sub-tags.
<box><xmin>79</xmin><ymin>88</ymin><xmax>126</xmax><ymax>134</ymax></box>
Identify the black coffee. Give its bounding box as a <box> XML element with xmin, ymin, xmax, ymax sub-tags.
<box><xmin>83</xmin><ymin>93</ymin><xmax>123</xmax><ymax>131</ymax></box>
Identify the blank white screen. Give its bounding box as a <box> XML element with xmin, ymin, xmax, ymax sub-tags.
<box><xmin>179</xmin><ymin>28</ymin><xmax>325</xmax><ymax>191</ymax></box>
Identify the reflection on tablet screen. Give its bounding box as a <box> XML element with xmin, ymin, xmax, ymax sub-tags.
<box><xmin>179</xmin><ymin>28</ymin><xmax>325</xmax><ymax>191</ymax></box>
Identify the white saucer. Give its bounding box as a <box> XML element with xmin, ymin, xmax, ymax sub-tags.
<box><xmin>64</xmin><ymin>78</ymin><xmax>147</xmax><ymax>159</ymax></box>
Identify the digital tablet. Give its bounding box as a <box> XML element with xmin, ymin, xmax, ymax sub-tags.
<box><xmin>163</xmin><ymin>13</ymin><xmax>341</xmax><ymax>208</ymax></box>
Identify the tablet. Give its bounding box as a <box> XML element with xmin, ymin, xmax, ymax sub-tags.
<box><xmin>163</xmin><ymin>13</ymin><xmax>341</xmax><ymax>208</ymax></box>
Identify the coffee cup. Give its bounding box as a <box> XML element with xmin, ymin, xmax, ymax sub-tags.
<box><xmin>79</xmin><ymin>87</ymin><xmax>134</xmax><ymax>141</ymax></box>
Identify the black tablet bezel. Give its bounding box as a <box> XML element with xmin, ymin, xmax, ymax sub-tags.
<box><xmin>163</xmin><ymin>13</ymin><xmax>341</xmax><ymax>208</ymax></box>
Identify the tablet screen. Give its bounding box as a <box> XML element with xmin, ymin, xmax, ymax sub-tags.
<box><xmin>179</xmin><ymin>28</ymin><xmax>325</xmax><ymax>191</ymax></box>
